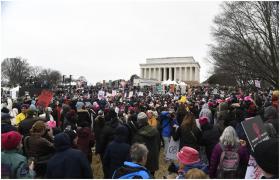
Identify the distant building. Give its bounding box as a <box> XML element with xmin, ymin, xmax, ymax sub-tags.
<box><xmin>139</xmin><ymin>57</ymin><xmax>200</xmax><ymax>83</ymax></box>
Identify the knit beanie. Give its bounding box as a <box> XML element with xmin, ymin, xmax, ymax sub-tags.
<box><xmin>254</xmin><ymin>139</ymin><xmax>279</xmax><ymax>176</ymax></box>
<box><xmin>137</xmin><ymin>112</ymin><xmax>148</xmax><ymax>127</ymax></box>
<box><xmin>1</xmin><ymin>131</ymin><xmax>22</xmax><ymax>150</ymax></box>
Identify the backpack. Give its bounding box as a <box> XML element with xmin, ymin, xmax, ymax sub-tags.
<box><xmin>217</xmin><ymin>144</ymin><xmax>240</xmax><ymax>179</ymax></box>
<box><xmin>112</xmin><ymin>164</ymin><xmax>151</xmax><ymax>179</ymax></box>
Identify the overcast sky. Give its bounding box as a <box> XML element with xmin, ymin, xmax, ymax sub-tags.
<box><xmin>1</xmin><ymin>0</ymin><xmax>222</xmax><ymax>84</ymax></box>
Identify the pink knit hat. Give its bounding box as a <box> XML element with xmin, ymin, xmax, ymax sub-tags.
<box><xmin>47</xmin><ymin>120</ymin><xmax>56</xmax><ymax>128</ymax></box>
<box><xmin>177</xmin><ymin>146</ymin><xmax>200</xmax><ymax>165</ymax></box>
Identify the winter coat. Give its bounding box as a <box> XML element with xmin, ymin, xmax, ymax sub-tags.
<box><xmin>25</xmin><ymin>134</ymin><xmax>55</xmax><ymax>159</ymax></box>
<box><xmin>103</xmin><ymin>139</ymin><xmax>131</xmax><ymax>178</ymax></box>
<box><xmin>112</xmin><ymin>161</ymin><xmax>153</xmax><ymax>179</ymax></box>
<box><xmin>99</xmin><ymin>119</ymin><xmax>121</xmax><ymax>155</ymax></box>
<box><xmin>199</xmin><ymin>124</ymin><xmax>221</xmax><ymax>162</ymax></box>
<box><xmin>160</xmin><ymin>111</ymin><xmax>172</xmax><ymax>137</ymax></box>
<box><xmin>1</xmin><ymin>150</ymin><xmax>36</xmax><ymax>178</ymax></box>
<box><xmin>18</xmin><ymin>117</ymin><xmax>38</xmax><ymax>137</ymax></box>
<box><xmin>93</xmin><ymin>115</ymin><xmax>105</xmax><ymax>154</ymax></box>
<box><xmin>176</xmin><ymin>161</ymin><xmax>208</xmax><ymax>179</ymax></box>
<box><xmin>1</xmin><ymin>123</ymin><xmax>17</xmax><ymax>134</ymax></box>
<box><xmin>15</xmin><ymin>113</ymin><xmax>26</xmax><ymax>125</ymax></box>
<box><xmin>132</xmin><ymin>125</ymin><xmax>160</xmax><ymax>173</ymax></box>
<box><xmin>209</xmin><ymin>143</ymin><xmax>249</xmax><ymax>178</ymax></box>
<box><xmin>173</xmin><ymin>126</ymin><xmax>202</xmax><ymax>150</ymax></box>
<box><xmin>77</xmin><ymin>127</ymin><xmax>95</xmax><ymax>163</ymax></box>
<box><xmin>46</xmin><ymin>133</ymin><xmax>93</xmax><ymax>178</ymax></box>
<box><xmin>77</xmin><ymin>110</ymin><xmax>91</xmax><ymax>127</ymax></box>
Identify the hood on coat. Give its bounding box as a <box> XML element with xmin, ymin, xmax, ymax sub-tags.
<box><xmin>54</xmin><ymin>133</ymin><xmax>71</xmax><ymax>151</ymax></box>
<box><xmin>138</xmin><ymin>125</ymin><xmax>158</xmax><ymax>137</ymax></box>
<box><xmin>77</xmin><ymin>127</ymin><xmax>91</xmax><ymax>138</ymax></box>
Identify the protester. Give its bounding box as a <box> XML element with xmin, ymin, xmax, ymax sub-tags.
<box><xmin>132</xmin><ymin>112</ymin><xmax>160</xmax><ymax>176</ymax></box>
<box><xmin>1</xmin><ymin>131</ymin><xmax>36</xmax><ymax>178</ymax></box>
<box><xmin>147</xmin><ymin>110</ymin><xmax>157</xmax><ymax>128</ymax></box>
<box><xmin>209</xmin><ymin>126</ymin><xmax>249</xmax><ymax>178</ymax></box>
<box><xmin>18</xmin><ymin>110</ymin><xmax>41</xmax><ymax>137</ymax></box>
<box><xmin>173</xmin><ymin>113</ymin><xmax>202</xmax><ymax>150</ymax></box>
<box><xmin>159</xmin><ymin>111</ymin><xmax>173</xmax><ymax>160</ymax></box>
<box><xmin>15</xmin><ymin>104</ymin><xmax>29</xmax><ymax>125</ymax></box>
<box><xmin>45</xmin><ymin>132</ymin><xmax>93</xmax><ymax>178</ymax></box>
<box><xmin>1</xmin><ymin>112</ymin><xmax>17</xmax><ymax>133</ymax></box>
<box><xmin>76</xmin><ymin>122</ymin><xmax>95</xmax><ymax>163</ymax></box>
<box><xmin>112</xmin><ymin>143</ymin><xmax>153</xmax><ymax>179</ymax></box>
<box><xmin>103</xmin><ymin>125</ymin><xmax>131</xmax><ymax>178</ymax></box>
<box><xmin>93</xmin><ymin>110</ymin><xmax>105</xmax><ymax>156</ymax></box>
<box><xmin>24</xmin><ymin>120</ymin><xmax>55</xmax><ymax>177</ymax></box>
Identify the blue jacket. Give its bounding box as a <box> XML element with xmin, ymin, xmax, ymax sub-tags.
<box><xmin>112</xmin><ymin>161</ymin><xmax>152</xmax><ymax>179</ymax></box>
<box><xmin>45</xmin><ymin>133</ymin><xmax>93</xmax><ymax>178</ymax></box>
<box><xmin>160</xmin><ymin>111</ymin><xmax>172</xmax><ymax>137</ymax></box>
<box><xmin>177</xmin><ymin>161</ymin><xmax>208</xmax><ymax>179</ymax></box>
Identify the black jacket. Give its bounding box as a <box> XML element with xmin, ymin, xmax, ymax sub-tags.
<box><xmin>103</xmin><ymin>140</ymin><xmax>131</xmax><ymax>178</ymax></box>
<box><xmin>46</xmin><ymin>133</ymin><xmax>93</xmax><ymax>178</ymax></box>
<box><xmin>173</xmin><ymin>126</ymin><xmax>202</xmax><ymax>151</ymax></box>
<box><xmin>132</xmin><ymin>124</ymin><xmax>160</xmax><ymax>173</ymax></box>
<box><xmin>199</xmin><ymin>124</ymin><xmax>221</xmax><ymax>162</ymax></box>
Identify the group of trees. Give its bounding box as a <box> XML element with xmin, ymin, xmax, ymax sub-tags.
<box><xmin>1</xmin><ymin>57</ymin><xmax>62</xmax><ymax>87</ymax></box>
<box><xmin>209</xmin><ymin>1</ymin><xmax>279</xmax><ymax>89</ymax></box>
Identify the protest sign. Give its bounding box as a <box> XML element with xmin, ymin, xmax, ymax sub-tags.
<box><xmin>128</xmin><ymin>91</ymin><xmax>133</xmax><ymax>98</ymax></box>
<box><xmin>112</xmin><ymin>90</ymin><xmax>117</xmax><ymax>97</ymax></box>
<box><xmin>245</xmin><ymin>155</ymin><xmax>263</xmax><ymax>179</ymax></box>
<box><xmin>255</xmin><ymin>80</ymin><xmax>261</xmax><ymax>88</ymax></box>
<box><xmin>138</xmin><ymin>92</ymin><xmax>143</xmax><ymax>96</ymax></box>
<box><xmin>241</xmin><ymin>115</ymin><xmax>269</xmax><ymax>151</ymax></box>
<box><xmin>166</xmin><ymin>137</ymin><xmax>180</xmax><ymax>160</ymax></box>
<box><xmin>36</xmin><ymin>90</ymin><xmax>53</xmax><ymax>108</ymax></box>
<box><xmin>181</xmin><ymin>85</ymin><xmax>186</xmax><ymax>94</ymax></box>
<box><xmin>156</xmin><ymin>85</ymin><xmax>162</xmax><ymax>93</ymax></box>
<box><xmin>98</xmin><ymin>90</ymin><xmax>105</xmax><ymax>100</ymax></box>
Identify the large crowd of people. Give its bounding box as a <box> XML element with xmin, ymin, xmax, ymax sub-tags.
<box><xmin>1</xmin><ymin>83</ymin><xmax>279</xmax><ymax>179</ymax></box>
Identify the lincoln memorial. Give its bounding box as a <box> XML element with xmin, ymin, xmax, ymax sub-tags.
<box><xmin>139</xmin><ymin>57</ymin><xmax>200</xmax><ymax>83</ymax></box>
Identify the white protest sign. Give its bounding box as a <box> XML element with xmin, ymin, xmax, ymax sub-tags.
<box><xmin>255</xmin><ymin>80</ymin><xmax>261</xmax><ymax>88</ymax></box>
<box><xmin>245</xmin><ymin>155</ymin><xmax>263</xmax><ymax>179</ymax></box>
<box><xmin>166</xmin><ymin>137</ymin><xmax>180</xmax><ymax>160</ymax></box>
<box><xmin>112</xmin><ymin>90</ymin><xmax>117</xmax><ymax>97</ymax></box>
<box><xmin>129</xmin><ymin>91</ymin><xmax>133</xmax><ymax>98</ymax></box>
<box><xmin>98</xmin><ymin>90</ymin><xmax>105</xmax><ymax>100</ymax></box>
<box><xmin>138</xmin><ymin>92</ymin><xmax>143</xmax><ymax>96</ymax></box>
<box><xmin>213</xmin><ymin>89</ymin><xmax>218</xmax><ymax>95</ymax></box>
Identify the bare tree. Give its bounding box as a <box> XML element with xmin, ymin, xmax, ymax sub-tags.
<box><xmin>210</xmin><ymin>1</ymin><xmax>279</xmax><ymax>88</ymax></box>
<box><xmin>39</xmin><ymin>68</ymin><xmax>62</xmax><ymax>86</ymax></box>
<box><xmin>1</xmin><ymin>57</ymin><xmax>31</xmax><ymax>86</ymax></box>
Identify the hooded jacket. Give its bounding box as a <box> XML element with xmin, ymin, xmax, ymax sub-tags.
<box><xmin>103</xmin><ymin>125</ymin><xmax>131</xmax><ymax>178</ymax></box>
<box><xmin>132</xmin><ymin>125</ymin><xmax>160</xmax><ymax>173</ymax></box>
<box><xmin>1</xmin><ymin>149</ymin><xmax>36</xmax><ymax>178</ymax></box>
<box><xmin>77</xmin><ymin>127</ymin><xmax>95</xmax><ymax>163</ymax></box>
<box><xmin>160</xmin><ymin>111</ymin><xmax>172</xmax><ymax>137</ymax></box>
<box><xmin>46</xmin><ymin>133</ymin><xmax>93</xmax><ymax>179</ymax></box>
